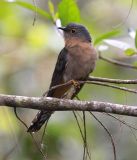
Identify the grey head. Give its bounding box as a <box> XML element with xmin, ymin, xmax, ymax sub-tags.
<box><xmin>58</xmin><ymin>23</ymin><xmax>91</xmax><ymax>43</ymax></box>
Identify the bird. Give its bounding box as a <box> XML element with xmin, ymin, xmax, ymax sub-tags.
<box><xmin>27</xmin><ymin>23</ymin><xmax>97</xmax><ymax>132</ymax></box>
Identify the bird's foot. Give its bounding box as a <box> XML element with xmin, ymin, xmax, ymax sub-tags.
<box><xmin>70</xmin><ymin>80</ymin><xmax>80</xmax><ymax>89</ymax></box>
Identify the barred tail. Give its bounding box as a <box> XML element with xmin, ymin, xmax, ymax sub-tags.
<box><xmin>27</xmin><ymin>111</ymin><xmax>53</xmax><ymax>132</ymax></box>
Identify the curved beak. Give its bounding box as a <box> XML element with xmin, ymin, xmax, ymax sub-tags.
<box><xmin>58</xmin><ymin>27</ymin><xmax>67</xmax><ymax>31</ymax></box>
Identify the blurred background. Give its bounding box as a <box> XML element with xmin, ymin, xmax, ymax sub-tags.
<box><xmin>0</xmin><ymin>0</ymin><xmax>137</xmax><ymax>159</ymax></box>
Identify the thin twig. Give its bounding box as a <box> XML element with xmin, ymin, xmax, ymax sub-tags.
<box><xmin>83</xmin><ymin>111</ymin><xmax>88</xmax><ymax>160</ymax></box>
<box><xmin>129</xmin><ymin>128</ymin><xmax>137</xmax><ymax>142</ymax></box>
<box><xmin>40</xmin><ymin>120</ymin><xmax>49</xmax><ymax>146</ymax></box>
<box><xmin>82</xmin><ymin>81</ymin><xmax>137</xmax><ymax>94</ymax></box>
<box><xmin>32</xmin><ymin>0</ymin><xmax>37</xmax><ymax>26</ymax></box>
<box><xmin>43</xmin><ymin>80</ymin><xmax>137</xmax><ymax>101</ymax></box>
<box><xmin>105</xmin><ymin>113</ymin><xmax>137</xmax><ymax>141</ymax></box>
<box><xmin>42</xmin><ymin>81</ymin><xmax>72</xmax><ymax>97</ymax></box>
<box><xmin>73</xmin><ymin>112</ymin><xmax>91</xmax><ymax>160</ymax></box>
<box><xmin>88</xmin><ymin>76</ymin><xmax>137</xmax><ymax>84</ymax></box>
<box><xmin>13</xmin><ymin>107</ymin><xmax>46</xmax><ymax>159</ymax></box>
<box><xmin>74</xmin><ymin>111</ymin><xmax>83</xmax><ymax>121</ymax></box>
<box><xmin>73</xmin><ymin>111</ymin><xmax>86</xmax><ymax>160</ymax></box>
<box><xmin>14</xmin><ymin>107</ymin><xmax>28</xmax><ymax>129</ymax></box>
<box><xmin>73</xmin><ymin>111</ymin><xmax>84</xmax><ymax>140</ymax></box>
<box><xmin>99</xmin><ymin>53</ymin><xmax>137</xmax><ymax>69</ymax></box>
<box><xmin>112</xmin><ymin>0</ymin><xmax>133</xmax><ymax>28</ymax></box>
<box><xmin>75</xmin><ymin>96</ymin><xmax>91</xmax><ymax>160</ymax></box>
<box><xmin>89</xmin><ymin>112</ymin><xmax>116</xmax><ymax>160</ymax></box>
<box><xmin>106</xmin><ymin>113</ymin><xmax>137</xmax><ymax>131</ymax></box>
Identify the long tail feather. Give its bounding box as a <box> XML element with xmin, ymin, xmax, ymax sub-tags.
<box><xmin>27</xmin><ymin>111</ymin><xmax>53</xmax><ymax>132</ymax></box>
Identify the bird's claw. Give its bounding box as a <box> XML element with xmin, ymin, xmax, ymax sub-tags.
<box><xmin>70</xmin><ymin>80</ymin><xmax>80</xmax><ymax>89</ymax></box>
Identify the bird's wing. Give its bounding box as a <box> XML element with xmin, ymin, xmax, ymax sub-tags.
<box><xmin>27</xmin><ymin>48</ymin><xmax>68</xmax><ymax>132</ymax></box>
<box><xmin>47</xmin><ymin>47</ymin><xmax>68</xmax><ymax>98</ymax></box>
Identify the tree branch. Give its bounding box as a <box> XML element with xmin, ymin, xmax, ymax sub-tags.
<box><xmin>1</xmin><ymin>94</ymin><xmax>137</xmax><ymax>117</ymax></box>
<box><xmin>88</xmin><ymin>76</ymin><xmax>137</xmax><ymax>84</ymax></box>
<box><xmin>81</xmin><ymin>81</ymin><xmax>137</xmax><ymax>94</ymax></box>
<box><xmin>99</xmin><ymin>53</ymin><xmax>137</xmax><ymax>70</ymax></box>
<box><xmin>43</xmin><ymin>78</ymin><xmax>137</xmax><ymax>96</ymax></box>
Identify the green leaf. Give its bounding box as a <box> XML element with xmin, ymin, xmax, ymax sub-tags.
<box><xmin>48</xmin><ymin>0</ymin><xmax>54</xmax><ymax>16</ymax></box>
<box><xmin>135</xmin><ymin>30</ymin><xmax>137</xmax><ymax>49</ymax></box>
<box><xmin>48</xmin><ymin>0</ymin><xmax>57</xmax><ymax>22</ymax></box>
<box><xmin>58</xmin><ymin>0</ymin><xmax>80</xmax><ymax>26</ymax></box>
<box><xmin>94</xmin><ymin>29</ymin><xmax>121</xmax><ymax>45</ymax></box>
<box><xmin>0</xmin><ymin>0</ymin><xmax>51</xmax><ymax>19</ymax></box>
<box><xmin>124</xmin><ymin>48</ymin><xmax>136</xmax><ymax>56</ymax></box>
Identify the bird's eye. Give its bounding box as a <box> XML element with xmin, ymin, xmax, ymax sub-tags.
<box><xmin>71</xmin><ymin>29</ymin><xmax>76</xmax><ymax>33</ymax></box>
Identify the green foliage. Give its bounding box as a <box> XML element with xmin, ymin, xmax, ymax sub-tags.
<box><xmin>58</xmin><ymin>0</ymin><xmax>80</xmax><ymax>25</ymax></box>
<box><xmin>0</xmin><ymin>0</ymin><xmax>51</xmax><ymax>20</ymax></box>
<box><xmin>1</xmin><ymin>0</ymin><xmax>81</xmax><ymax>26</ymax></box>
<box><xmin>124</xmin><ymin>48</ymin><xmax>136</xmax><ymax>56</ymax></box>
<box><xmin>48</xmin><ymin>0</ymin><xmax>59</xmax><ymax>22</ymax></box>
<box><xmin>48</xmin><ymin>0</ymin><xmax>55</xmax><ymax>16</ymax></box>
<box><xmin>94</xmin><ymin>29</ymin><xmax>121</xmax><ymax>45</ymax></box>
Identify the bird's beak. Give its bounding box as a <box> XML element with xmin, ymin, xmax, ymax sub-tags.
<box><xmin>58</xmin><ymin>27</ymin><xmax>67</xmax><ymax>31</ymax></box>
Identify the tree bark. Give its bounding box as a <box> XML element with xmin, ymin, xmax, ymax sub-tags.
<box><xmin>0</xmin><ymin>94</ymin><xmax>137</xmax><ymax>117</ymax></box>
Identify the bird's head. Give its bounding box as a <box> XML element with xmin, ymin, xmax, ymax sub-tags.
<box><xmin>58</xmin><ymin>23</ymin><xmax>91</xmax><ymax>46</ymax></box>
